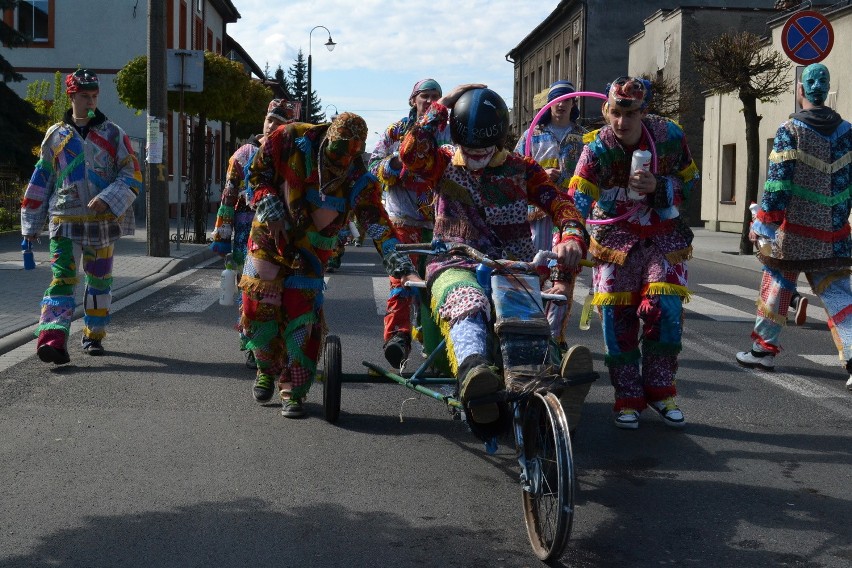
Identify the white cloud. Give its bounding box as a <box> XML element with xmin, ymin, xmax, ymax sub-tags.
<box><xmin>229</xmin><ymin>0</ymin><xmax>560</xmax><ymax>149</ymax></box>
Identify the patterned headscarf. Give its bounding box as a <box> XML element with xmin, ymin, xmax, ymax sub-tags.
<box><xmin>409</xmin><ymin>78</ymin><xmax>442</xmax><ymax>104</ymax></box>
<box><xmin>324</xmin><ymin>112</ymin><xmax>368</xmax><ymax>161</ymax></box>
<box><xmin>605</xmin><ymin>76</ymin><xmax>652</xmax><ymax>111</ymax></box>
<box><xmin>65</xmin><ymin>69</ymin><xmax>99</xmax><ymax>95</ymax></box>
<box><xmin>266</xmin><ymin>98</ymin><xmax>298</xmax><ymax>122</ymax></box>
<box><xmin>801</xmin><ymin>64</ymin><xmax>830</xmax><ymax>105</ymax></box>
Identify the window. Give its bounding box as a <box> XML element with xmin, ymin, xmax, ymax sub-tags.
<box><xmin>721</xmin><ymin>144</ymin><xmax>736</xmax><ymax>203</ymax></box>
<box><xmin>4</xmin><ymin>0</ymin><xmax>53</xmax><ymax>47</ymax></box>
<box><xmin>546</xmin><ymin>60</ymin><xmax>552</xmax><ymax>85</ymax></box>
<box><xmin>555</xmin><ymin>55</ymin><xmax>560</xmax><ymax>81</ymax></box>
<box><xmin>206</xmin><ymin>28</ymin><xmax>212</xmax><ymax>51</ymax></box>
<box><xmin>179</xmin><ymin>1</ymin><xmax>187</xmax><ymax>49</ymax></box>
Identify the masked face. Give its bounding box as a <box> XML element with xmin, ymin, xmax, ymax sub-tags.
<box><xmin>802</xmin><ymin>64</ymin><xmax>830</xmax><ymax>104</ymax></box>
<box><xmin>460</xmin><ymin>145</ymin><xmax>496</xmax><ymax>171</ymax></box>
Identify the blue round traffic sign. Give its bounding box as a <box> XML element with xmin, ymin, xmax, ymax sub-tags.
<box><xmin>782</xmin><ymin>10</ymin><xmax>834</xmax><ymax>65</ymax></box>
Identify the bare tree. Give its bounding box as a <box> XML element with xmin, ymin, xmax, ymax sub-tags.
<box><xmin>691</xmin><ymin>31</ymin><xmax>791</xmax><ymax>254</ymax></box>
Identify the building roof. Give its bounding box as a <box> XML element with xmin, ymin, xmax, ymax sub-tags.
<box><xmin>225</xmin><ymin>34</ymin><xmax>264</xmax><ymax>79</ymax></box>
<box><xmin>506</xmin><ymin>0</ymin><xmax>575</xmax><ymax>61</ymax></box>
<box><xmin>210</xmin><ymin>0</ymin><xmax>240</xmax><ymax>23</ymax></box>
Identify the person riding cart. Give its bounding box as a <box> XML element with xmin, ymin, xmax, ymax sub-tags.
<box><xmin>398</xmin><ymin>83</ymin><xmax>594</xmax><ymax>438</ymax></box>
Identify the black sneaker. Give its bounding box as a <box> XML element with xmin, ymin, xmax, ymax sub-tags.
<box><xmin>383</xmin><ymin>333</ymin><xmax>411</xmax><ymax>368</ymax></box>
<box><xmin>37</xmin><ymin>345</ymin><xmax>71</xmax><ymax>365</ymax></box>
<box><xmin>81</xmin><ymin>337</ymin><xmax>105</xmax><ymax>356</ymax></box>
<box><xmin>253</xmin><ymin>373</ymin><xmax>275</xmax><ymax>403</ymax></box>
<box><xmin>281</xmin><ymin>397</ymin><xmax>306</xmax><ymax>418</ymax></box>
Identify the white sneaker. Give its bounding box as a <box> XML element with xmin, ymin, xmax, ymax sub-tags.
<box><xmin>846</xmin><ymin>375</ymin><xmax>852</xmax><ymax>391</ymax></box>
<box><xmin>649</xmin><ymin>397</ymin><xmax>686</xmax><ymax>429</ymax></box>
<box><xmin>614</xmin><ymin>409</ymin><xmax>640</xmax><ymax>430</ymax></box>
<box><xmin>736</xmin><ymin>350</ymin><xmax>775</xmax><ymax>371</ymax></box>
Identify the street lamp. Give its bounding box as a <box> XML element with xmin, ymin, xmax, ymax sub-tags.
<box><xmin>306</xmin><ymin>25</ymin><xmax>336</xmax><ymax>123</ymax></box>
<box><xmin>325</xmin><ymin>104</ymin><xmax>339</xmax><ymax>121</ymax></box>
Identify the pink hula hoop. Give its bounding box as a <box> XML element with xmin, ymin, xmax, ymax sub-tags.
<box><xmin>523</xmin><ymin>91</ymin><xmax>653</xmax><ymax>225</ymax></box>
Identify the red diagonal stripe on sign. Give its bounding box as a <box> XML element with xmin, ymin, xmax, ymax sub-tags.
<box><xmin>790</xmin><ymin>19</ymin><xmax>826</xmax><ymax>55</ymax></box>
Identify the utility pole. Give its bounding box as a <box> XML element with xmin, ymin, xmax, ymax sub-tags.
<box><xmin>146</xmin><ymin>0</ymin><xmax>170</xmax><ymax>256</ymax></box>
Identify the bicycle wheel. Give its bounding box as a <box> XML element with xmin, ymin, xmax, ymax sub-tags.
<box><xmin>322</xmin><ymin>335</ymin><xmax>342</xmax><ymax>423</ymax></box>
<box><xmin>520</xmin><ymin>391</ymin><xmax>575</xmax><ymax>561</ymax></box>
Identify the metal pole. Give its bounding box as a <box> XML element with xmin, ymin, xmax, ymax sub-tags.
<box><xmin>306</xmin><ymin>52</ymin><xmax>312</xmax><ymax>122</ymax></box>
<box><xmin>175</xmin><ymin>54</ymin><xmax>185</xmax><ymax>250</ymax></box>
<box><xmin>146</xmin><ymin>0</ymin><xmax>169</xmax><ymax>256</ymax></box>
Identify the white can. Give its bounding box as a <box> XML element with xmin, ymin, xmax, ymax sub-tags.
<box><xmin>628</xmin><ymin>149</ymin><xmax>652</xmax><ymax>200</ymax></box>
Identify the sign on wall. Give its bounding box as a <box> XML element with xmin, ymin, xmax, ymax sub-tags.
<box><xmin>781</xmin><ymin>10</ymin><xmax>833</xmax><ymax>65</ymax></box>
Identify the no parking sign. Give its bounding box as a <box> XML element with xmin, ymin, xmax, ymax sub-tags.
<box><xmin>781</xmin><ymin>10</ymin><xmax>834</xmax><ymax>65</ymax></box>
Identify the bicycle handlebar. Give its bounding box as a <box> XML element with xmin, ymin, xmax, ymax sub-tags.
<box><xmin>396</xmin><ymin>242</ymin><xmax>594</xmax><ymax>270</ymax></box>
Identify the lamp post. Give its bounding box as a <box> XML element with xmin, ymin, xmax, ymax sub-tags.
<box><xmin>306</xmin><ymin>25</ymin><xmax>336</xmax><ymax>123</ymax></box>
<box><xmin>324</xmin><ymin>104</ymin><xmax>339</xmax><ymax>121</ymax></box>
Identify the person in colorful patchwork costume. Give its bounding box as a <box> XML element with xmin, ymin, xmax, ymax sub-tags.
<box><xmin>515</xmin><ymin>79</ymin><xmax>586</xmax><ymax>348</ymax></box>
<box><xmin>369</xmin><ymin>78</ymin><xmax>452</xmax><ymax>368</ymax></box>
<box><xmin>399</xmin><ymin>84</ymin><xmax>590</xmax><ymax>438</ymax></box>
<box><xmin>21</xmin><ymin>69</ymin><xmax>142</xmax><ymax>364</ymax></box>
<box><xmin>242</xmin><ymin>112</ymin><xmax>420</xmax><ymax>417</ymax></box>
<box><xmin>569</xmin><ymin>76</ymin><xmax>699</xmax><ymax>430</ymax></box>
<box><xmin>736</xmin><ymin>64</ymin><xmax>852</xmax><ymax>392</ymax></box>
<box><xmin>210</xmin><ymin>99</ymin><xmax>297</xmax><ymax>368</ymax></box>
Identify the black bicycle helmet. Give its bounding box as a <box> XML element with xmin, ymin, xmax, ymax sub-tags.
<box><xmin>450</xmin><ymin>88</ymin><xmax>509</xmax><ymax>149</ymax></box>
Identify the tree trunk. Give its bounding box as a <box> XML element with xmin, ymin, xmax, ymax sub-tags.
<box><xmin>739</xmin><ymin>94</ymin><xmax>762</xmax><ymax>255</ymax></box>
<box><xmin>191</xmin><ymin>112</ymin><xmax>207</xmax><ymax>243</ymax></box>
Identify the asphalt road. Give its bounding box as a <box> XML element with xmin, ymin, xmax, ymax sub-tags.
<box><xmin>0</xmin><ymin>246</ymin><xmax>850</xmax><ymax>567</ymax></box>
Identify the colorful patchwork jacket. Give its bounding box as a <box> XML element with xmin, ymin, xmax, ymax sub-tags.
<box><xmin>400</xmin><ymin>102</ymin><xmax>587</xmax><ymax>283</ymax></box>
<box><xmin>245</xmin><ymin>121</ymin><xmax>415</xmax><ymax>282</ymax></box>
<box><xmin>210</xmin><ymin>136</ymin><xmax>261</xmax><ymax>256</ymax></box>
<box><xmin>753</xmin><ymin>109</ymin><xmax>852</xmax><ymax>272</ymax></box>
<box><xmin>369</xmin><ymin>114</ymin><xmax>452</xmax><ymax>228</ymax></box>
<box><xmin>514</xmin><ymin>121</ymin><xmax>585</xmax><ymax>222</ymax></box>
<box><xmin>21</xmin><ymin>109</ymin><xmax>142</xmax><ymax>247</ymax></box>
<box><xmin>569</xmin><ymin>114</ymin><xmax>698</xmax><ymax>266</ymax></box>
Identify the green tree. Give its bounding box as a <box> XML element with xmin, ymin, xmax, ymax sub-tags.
<box><xmin>25</xmin><ymin>71</ymin><xmax>69</xmax><ymax>131</ymax></box>
<box><xmin>0</xmin><ymin>0</ymin><xmax>43</xmax><ymax>177</ymax></box>
<box><xmin>116</xmin><ymin>51</ymin><xmax>271</xmax><ymax>242</ymax></box>
<box><xmin>691</xmin><ymin>31</ymin><xmax>791</xmax><ymax>255</ymax></box>
<box><xmin>287</xmin><ymin>49</ymin><xmax>324</xmax><ymax>123</ymax></box>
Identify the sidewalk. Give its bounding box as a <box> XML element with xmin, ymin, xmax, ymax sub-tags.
<box><xmin>0</xmin><ymin>224</ymin><xmax>759</xmax><ymax>356</ymax></box>
<box><xmin>0</xmin><ymin>222</ymin><xmax>218</xmax><ymax>355</ymax></box>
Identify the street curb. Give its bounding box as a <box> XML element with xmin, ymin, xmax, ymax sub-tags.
<box><xmin>0</xmin><ymin>248</ymin><xmax>219</xmax><ymax>357</ymax></box>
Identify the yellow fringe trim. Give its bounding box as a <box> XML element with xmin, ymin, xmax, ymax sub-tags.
<box><xmin>590</xmin><ymin>240</ymin><xmax>628</xmax><ymax>265</ymax></box>
<box><xmin>582</xmin><ymin>130</ymin><xmax>600</xmax><ymax>144</ymax></box>
<box><xmin>665</xmin><ymin>247</ymin><xmax>693</xmax><ymax>265</ymax></box>
<box><xmin>86</xmin><ymin>308</ymin><xmax>109</xmax><ymax>317</ymax></box>
<box><xmin>645</xmin><ymin>282</ymin><xmax>692</xmax><ymax>302</ymax></box>
<box><xmin>678</xmin><ymin>161</ymin><xmax>699</xmax><ymax>182</ymax></box>
<box><xmin>238</xmin><ymin>274</ymin><xmax>283</xmax><ymax>296</ymax></box>
<box><xmin>569</xmin><ymin>175</ymin><xmax>599</xmax><ymax>201</ymax></box>
<box><xmin>429</xmin><ymin>292</ymin><xmax>458</xmax><ymax>374</ymax></box>
<box><xmin>592</xmin><ymin>291</ymin><xmax>636</xmax><ymax>306</ymax></box>
<box><xmin>812</xmin><ymin>268</ymin><xmax>852</xmax><ymax>295</ymax></box>
<box><xmin>770</xmin><ymin>149</ymin><xmax>852</xmax><ymax>174</ymax></box>
<box><xmin>54</xmin><ymin>213</ymin><xmax>117</xmax><ymax>223</ymax></box>
<box><xmin>756</xmin><ymin>298</ymin><xmax>786</xmax><ymax>325</ymax></box>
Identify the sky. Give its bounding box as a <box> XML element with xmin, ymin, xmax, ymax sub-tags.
<box><xmin>227</xmin><ymin>0</ymin><xmax>562</xmax><ymax>152</ymax></box>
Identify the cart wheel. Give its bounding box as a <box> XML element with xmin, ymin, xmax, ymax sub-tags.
<box><xmin>322</xmin><ymin>335</ymin><xmax>342</xmax><ymax>423</ymax></box>
<box><xmin>520</xmin><ymin>391</ymin><xmax>575</xmax><ymax>561</ymax></box>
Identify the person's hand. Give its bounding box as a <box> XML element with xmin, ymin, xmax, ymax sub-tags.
<box><xmin>748</xmin><ymin>228</ymin><xmax>759</xmax><ymax>245</ymax></box>
<box><xmin>401</xmin><ymin>272</ymin><xmax>425</xmax><ymax>286</ymax></box>
<box><xmin>88</xmin><ymin>196</ymin><xmax>108</xmax><ymax>213</ymax></box>
<box><xmin>553</xmin><ymin>239</ymin><xmax>583</xmax><ymax>269</ymax></box>
<box><xmin>628</xmin><ymin>169</ymin><xmax>656</xmax><ymax>194</ymax></box>
<box><xmin>544</xmin><ymin>280</ymin><xmax>571</xmax><ymax>304</ymax></box>
<box><xmin>266</xmin><ymin>218</ymin><xmax>287</xmax><ymax>251</ymax></box>
<box><xmin>438</xmin><ymin>83</ymin><xmax>487</xmax><ymax>109</ymax></box>
<box><xmin>545</xmin><ymin>168</ymin><xmax>561</xmax><ymax>182</ymax></box>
